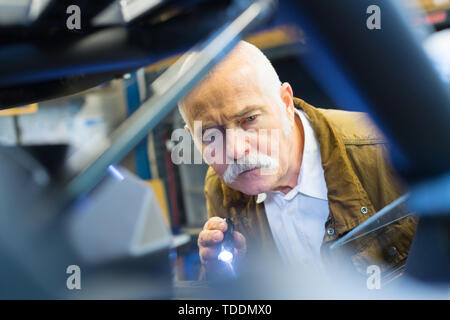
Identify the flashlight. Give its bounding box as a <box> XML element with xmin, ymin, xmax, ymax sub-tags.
<box><xmin>217</xmin><ymin>218</ymin><xmax>235</xmax><ymax>263</ymax></box>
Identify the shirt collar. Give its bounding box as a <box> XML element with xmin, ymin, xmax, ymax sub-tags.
<box><xmin>222</xmin><ymin>97</ymin><xmax>377</xmax><ymax>238</ymax></box>
<box><xmin>295</xmin><ymin>109</ymin><xmax>328</xmax><ymax>200</ymax></box>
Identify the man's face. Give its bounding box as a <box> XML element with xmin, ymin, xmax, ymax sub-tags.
<box><xmin>184</xmin><ymin>71</ymin><xmax>294</xmax><ymax>195</ymax></box>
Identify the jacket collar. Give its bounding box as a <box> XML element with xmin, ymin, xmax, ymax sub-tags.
<box><xmin>295</xmin><ymin>98</ymin><xmax>375</xmax><ymax>238</ymax></box>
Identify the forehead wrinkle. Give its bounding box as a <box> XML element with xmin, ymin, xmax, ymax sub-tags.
<box><xmin>178</xmin><ymin>40</ymin><xmax>282</xmax><ymax>119</ymax></box>
<box><xmin>182</xmin><ymin>54</ymin><xmax>273</xmax><ymax>126</ymax></box>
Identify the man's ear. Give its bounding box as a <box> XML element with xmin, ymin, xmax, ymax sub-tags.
<box><xmin>280</xmin><ymin>82</ymin><xmax>294</xmax><ymax>116</ymax></box>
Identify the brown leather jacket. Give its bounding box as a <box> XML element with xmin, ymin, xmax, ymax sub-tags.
<box><xmin>203</xmin><ymin>97</ymin><xmax>418</xmax><ymax>277</ymax></box>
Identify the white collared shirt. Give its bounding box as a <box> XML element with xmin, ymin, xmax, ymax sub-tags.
<box><xmin>258</xmin><ymin>109</ymin><xmax>329</xmax><ymax>268</ymax></box>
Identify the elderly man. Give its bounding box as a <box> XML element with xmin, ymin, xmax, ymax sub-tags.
<box><xmin>177</xmin><ymin>41</ymin><xmax>417</xmax><ymax>280</ymax></box>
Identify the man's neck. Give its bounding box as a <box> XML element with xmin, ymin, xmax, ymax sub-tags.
<box><xmin>272</xmin><ymin>111</ymin><xmax>304</xmax><ymax>194</ymax></box>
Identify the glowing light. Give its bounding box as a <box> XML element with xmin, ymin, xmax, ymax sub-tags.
<box><xmin>108</xmin><ymin>165</ymin><xmax>124</xmax><ymax>181</ymax></box>
<box><xmin>218</xmin><ymin>249</ymin><xmax>233</xmax><ymax>263</ymax></box>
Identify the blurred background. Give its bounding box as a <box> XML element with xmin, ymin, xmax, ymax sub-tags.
<box><xmin>0</xmin><ymin>0</ymin><xmax>449</xmax><ymax>299</ymax></box>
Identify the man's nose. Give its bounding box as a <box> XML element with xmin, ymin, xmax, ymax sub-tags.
<box><xmin>225</xmin><ymin>128</ymin><xmax>249</xmax><ymax>161</ymax></box>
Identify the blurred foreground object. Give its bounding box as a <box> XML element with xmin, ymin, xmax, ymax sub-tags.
<box><xmin>0</xmin><ymin>0</ymin><xmax>276</xmax><ymax>298</ymax></box>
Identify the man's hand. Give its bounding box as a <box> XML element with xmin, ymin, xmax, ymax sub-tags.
<box><xmin>198</xmin><ymin>217</ymin><xmax>247</xmax><ymax>273</ymax></box>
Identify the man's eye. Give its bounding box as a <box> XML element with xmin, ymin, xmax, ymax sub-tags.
<box><xmin>202</xmin><ymin>128</ymin><xmax>222</xmax><ymax>144</ymax></box>
<box><xmin>246</xmin><ymin>115</ymin><xmax>257</xmax><ymax>122</ymax></box>
<box><xmin>203</xmin><ymin>133</ymin><xmax>214</xmax><ymax>144</ymax></box>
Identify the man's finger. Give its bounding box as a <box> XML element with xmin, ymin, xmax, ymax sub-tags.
<box><xmin>204</xmin><ymin>217</ymin><xmax>228</xmax><ymax>232</ymax></box>
<box><xmin>198</xmin><ymin>229</ymin><xmax>223</xmax><ymax>247</ymax></box>
<box><xmin>199</xmin><ymin>246</ymin><xmax>220</xmax><ymax>262</ymax></box>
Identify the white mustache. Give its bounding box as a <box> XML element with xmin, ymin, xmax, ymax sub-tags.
<box><xmin>222</xmin><ymin>153</ymin><xmax>278</xmax><ymax>184</ymax></box>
